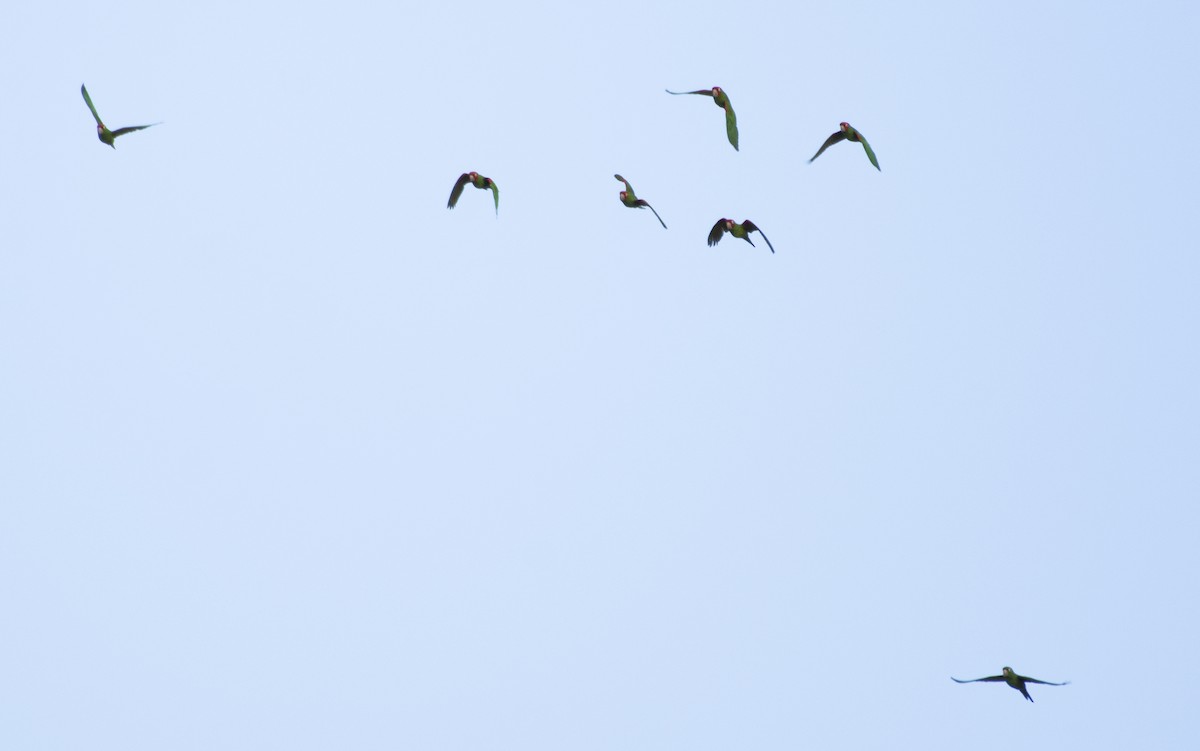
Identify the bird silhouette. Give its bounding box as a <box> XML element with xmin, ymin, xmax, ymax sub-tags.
<box><xmin>80</xmin><ymin>84</ymin><xmax>158</xmax><ymax>148</ymax></box>
<box><xmin>666</xmin><ymin>86</ymin><xmax>739</xmax><ymax>151</ymax></box>
<box><xmin>809</xmin><ymin>121</ymin><xmax>880</xmax><ymax>171</ymax></box>
<box><xmin>614</xmin><ymin>174</ymin><xmax>667</xmax><ymax>229</ymax></box>
<box><xmin>952</xmin><ymin>667</ymin><xmax>1070</xmax><ymax>703</ymax></box>
<box><xmin>707</xmin><ymin>218</ymin><xmax>774</xmax><ymax>254</ymax></box>
<box><xmin>447</xmin><ymin>172</ymin><xmax>500</xmax><ymax>215</ymax></box>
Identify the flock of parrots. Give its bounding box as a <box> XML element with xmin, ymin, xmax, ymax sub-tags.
<box><xmin>80</xmin><ymin>81</ymin><xmax>1071</xmax><ymax>704</ymax></box>
<box><xmin>79</xmin><ymin>82</ymin><xmax>881</xmax><ymax>259</ymax></box>
<box><xmin>441</xmin><ymin>85</ymin><xmax>880</xmax><ymax>255</ymax></box>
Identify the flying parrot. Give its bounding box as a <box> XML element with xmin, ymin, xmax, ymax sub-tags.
<box><xmin>80</xmin><ymin>84</ymin><xmax>159</xmax><ymax>148</ymax></box>
<box><xmin>447</xmin><ymin>171</ymin><xmax>499</xmax><ymax>215</ymax></box>
<box><xmin>808</xmin><ymin>121</ymin><xmax>880</xmax><ymax>171</ymax></box>
<box><xmin>952</xmin><ymin>667</ymin><xmax>1070</xmax><ymax>703</ymax></box>
<box><xmin>666</xmin><ymin>86</ymin><xmax>739</xmax><ymax>151</ymax></box>
<box><xmin>614</xmin><ymin>174</ymin><xmax>666</xmax><ymax>229</ymax></box>
<box><xmin>707</xmin><ymin>218</ymin><xmax>775</xmax><ymax>254</ymax></box>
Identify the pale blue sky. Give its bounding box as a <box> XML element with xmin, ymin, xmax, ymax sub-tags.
<box><xmin>3</xmin><ymin>1</ymin><xmax>1199</xmax><ymax>748</ymax></box>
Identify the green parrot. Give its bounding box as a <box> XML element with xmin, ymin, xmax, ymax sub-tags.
<box><xmin>809</xmin><ymin>122</ymin><xmax>880</xmax><ymax>171</ymax></box>
<box><xmin>80</xmin><ymin>84</ymin><xmax>158</xmax><ymax>148</ymax></box>
<box><xmin>614</xmin><ymin>174</ymin><xmax>667</xmax><ymax>229</ymax></box>
<box><xmin>447</xmin><ymin>171</ymin><xmax>499</xmax><ymax>215</ymax></box>
<box><xmin>952</xmin><ymin>667</ymin><xmax>1070</xmax><ymax>703</ymax></box>
<box><xmin>707</xmin><ymin>218</ymin><xmax>774</xmax><ymax>254</ymax></box>
<box><xmin>666</xmin><ymin>86</ymin><xmax>738</xmax><ymax>151</ymax></box>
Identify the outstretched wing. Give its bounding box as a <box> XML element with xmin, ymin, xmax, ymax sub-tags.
<box><xmin>447</xmin><ymin>173</ymin><xmax>471</xmax><ymax>209</ymax></box>
<box><xmin>1021</xmin><ymin>676</ymin><xmax>1070</xmax><ymax>686</ymax></box>
<box><xmin>809</xmin><ymin>130</ymin><xmax>846</xmax><ymax>163</ymax></box>
<box><xmin>742</xmin><ymin>220</ymin><xmax>773</xmax><ymax>253</ymax></box>
<box><xmin>637</xmin><ymin>200</ymin><xmax>667</xmax><ymax>229</ymax></box>
<box><xmin>613</xmin><ymin>173</ymin><xmax>635</xmax><ymax>198</ymax></box>
<box><xmin>488</xmin><ymin>179</ymin><xmax>500</xmax><ymax>214</ymax></box>
<box><xmin>110</xmin><ymin>124</ymin><xmax>157</xmax><ymax>139</ymax></box>
<box><xmin>707</xmin><ymin>219</ymin><xmax>727</xmax><ymax>247</ymax></box>
<box><xmin>951</xmin><ymin>675</ymin><xmax>1006</xmax><ymax>683</ymax></box>
<box><xmin>665</xmin><ymin>88</ymin><xmax>714</xmax><ymax>97</ymax></box>
<box><xmin>859</xmin><ymin>136</ymin><xmax>881</xmax><ymax>171</ymax></box>
<box><xmin>80</xmin><ymin>84</ymin><xmax>104</xmax><ymax>126</ymax></box>
<box><xmin>724</xmin><ymin>102</ymin><xmax>739</xmax><ymax>151</ymax></box>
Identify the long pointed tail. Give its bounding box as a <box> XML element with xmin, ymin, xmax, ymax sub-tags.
<box><xmin>757</xmin><ymin>231</ymin><xmax>776</xmax><ymax>254</ymax></box>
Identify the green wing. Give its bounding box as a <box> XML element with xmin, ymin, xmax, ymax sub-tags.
<box><xmin>724</xmin><ymin>103</ymin><xmax>739</xmax><ymax>151</ymax></box>
<box><xmin>80</xmin><ymin>83</ymin><xmax>103</xmax><ymax>126</ymax></box>
<box><xmin>859</xmin><ymin>137</ymin><xmax>881</xmax><ymax>171</ymax></box>
<box><xmin>743</xmin><ymin>220</ymin><xmax>773</xmax><ymax>254</ymax></box>
<box><xmin>111</xmin><ymin>124</ymin><xmax>156</xmax><ymax>138</ymax></box>
<box><xmin>1021</xmin><ymin>676</ymin><xmax>1069</xmax><ymax>686</ymax></box>
<box><xmin>613</xmin><ymin>173</ymin><xmax>635</xmax><ymax>199</ymax></box>
<box><xmin>707</xmin><ymin>219</ymin><xmax>727</xmax><ymax>247</ymax></box>
<box><xmin>489</xmin><ymin>180</ymin><xmax>500</xmax><ymax>214</ymax></box>
<box><xmin>809</xmin><ymin>131</ymin><xmax>846</xmax><ymax>163</ymax></box>
<box><xmin>447</xmin><ymin>173</ymin><xmax>470</xmax><ymax>209</ymax></box>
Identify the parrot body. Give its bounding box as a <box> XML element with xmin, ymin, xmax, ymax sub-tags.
<box><xmin>666</xmin><ymin>86</ymin><xmax>739</xmax><ymax>151</ymax></box>
<box><xmin>952</xmin><ymin>667</ymin><xmax>1070</xmax><ymax>703</ymax></box>
<box><xmin>80</xmin><ymin>84</ymin><xmax>158</xmax><ymax>148</ymax></box>
<box><xmin>447</xmin><ymin>171</ymin><xmax>500</xmax><ymax>215</ymax></box>
<box><xmin>614</xmin><ymin>174</ymin><xmax>667</xmax><ymax>229</ymax></box>
<box><xmin>809</xmin><ymin>121</ymin><xmax>880</xmax><ymax>171</ymax></box>
<box><xmin>707</xmin><ymin>218</ymin><xmax>774</xmax><ymax>254</ymax></box>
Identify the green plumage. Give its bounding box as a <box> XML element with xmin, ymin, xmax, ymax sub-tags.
<box><xmin>447</xmin><ymin>171</ymin><xmax>500</xmax><ymax>215</ymax></box>
<box><xmin>666</xmin><ymin>86</ymin><xmax>739</xmax><ymax>151</ymax></box>
<box><xmin>80</xmin><ymin>84</ymin><xmax>158</xmax><ymax>148</ymax></box>
<box><xmin>952</xmin><ymin>667</ymin><xmax>1070</xmax><ymax>703</ymax></box>
<box><xmin>614</xmin><ymin>174</ymin><xmax>667</xmax><ymax>229</ymax></box>
<box><xmin>809</xmin><ymin>121</ymin><xmax>880</xmax><ymax>171</ymax></box>
<box><xmin>707</xmin><ymin>218</ymin><xmax>774</xmax><ymax>254</ymax></box>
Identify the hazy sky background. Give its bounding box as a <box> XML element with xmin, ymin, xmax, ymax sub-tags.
<box><xmin>3</xmin><ymin>1</ymin><xmax>1199</xmax><ymax>748</ymax></box>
